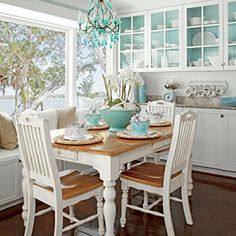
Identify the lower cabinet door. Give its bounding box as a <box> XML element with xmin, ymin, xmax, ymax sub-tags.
<box><xmin>184</xmin><ymin>108</ymin><xmax>226</xmax><ymax>169</ymax></box>
<box><xmin>0</xmin><ymin>157</ymin><xmax>19</xmax><ymax>205</ymax></box>
<box><xmin>226</xmin><ymin>112</ymin><xmax>236</xmax><ymax>172</ymax></box>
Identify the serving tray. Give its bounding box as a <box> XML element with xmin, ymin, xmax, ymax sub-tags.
<box><xmin>117</xmin><ymin>130</ymin><xmax>162</xmax><ymax>140</ymax></box>
<box><xmin>54</xmin><ymin>134</ymin><xmax>103</xmax><ymax>145</ymax></box>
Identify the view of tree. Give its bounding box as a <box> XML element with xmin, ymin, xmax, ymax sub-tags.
<box><xmin>77</xmin><ymin>36</ymin><xmax>106</xmax><ymax>99</ymax></box>
<box><xmin>0</xmin><ymin>21</ymin><xmax>65</xmax><ymax>114</ymax></box>
<box><xmin>0</xmin><ymin>20</ymin><xmax>106</xmax><ymax>115</ymax></box>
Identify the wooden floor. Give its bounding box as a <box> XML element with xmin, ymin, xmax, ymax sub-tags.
<box><xmin>0</xmin><ymin>171</ymin><xmax>236</xmax><ymax>236</ymax></box>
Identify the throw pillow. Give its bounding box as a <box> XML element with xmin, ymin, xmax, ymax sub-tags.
<box><xmin>0</xmin><ymin>112</ymin><xmax>18</xmax><ymax>150</ymax></box>
<box><xmin>57</xmin><ymin>106</ymin><xmax>76</xmax><ymax>129</ymax></box>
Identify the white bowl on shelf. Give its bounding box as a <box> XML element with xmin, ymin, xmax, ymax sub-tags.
<box><xmin>208</xmin><ymin>56</ymin><xmax>219</xmax><ymax>66</ymax></box>
<box><xmin>171</xmin><ymin>20</ymin><xmax>179</xmax><ymax>28</ymax></box>
<box><xmin>233</xmin><ymin>12</ymin><xmax>236</xmax><ymax>21</ymax></box>
<box><xmin>190</xmin><ymin>17</ymin><xmax>201</xmax><ymax>26</ymax></box>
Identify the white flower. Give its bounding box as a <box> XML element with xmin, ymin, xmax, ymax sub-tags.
<box><xmin>103</xmin><ymin>68</ymin><xmax>144</xmax><ymax>107</ymax></box>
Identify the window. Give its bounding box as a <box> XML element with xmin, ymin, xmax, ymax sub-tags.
<box><xmin>0</xmin><ymin>20</ymin><xmax>66</xmax><ymax>115</ymax></box>
<box><xmin>76</xmin><ymin>35</ymin><xmax>106</xmax><ymax>108</ymax></box>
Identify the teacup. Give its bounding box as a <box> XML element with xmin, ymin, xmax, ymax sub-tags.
<box><xmin>130</xmin><ymin>120</ymin><xmax>150</xmax><ymax>135</ymax></box>
<box><xmin>149</xmin><ymin>112</ymin><xmax>165</xmax><ymax>124</ymax></box>
<box><xmin>86</xmin><ymin>114</ymin><xmax>101</xmax><ymax>126</ymax></box>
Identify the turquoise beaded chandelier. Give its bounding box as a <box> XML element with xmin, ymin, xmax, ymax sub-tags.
<box><xmin>79</xmin><ymin>0</ymin><xmax>121</xmax><ymax>48</ymax></box>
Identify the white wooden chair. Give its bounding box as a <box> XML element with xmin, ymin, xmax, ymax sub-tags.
<box><xmin>120</xmin><ymin>111</ymin><xmax>197</xmax><ymax>236</ymax></box>
<box><xmin>145</xmin><ymin>100</ymin><xmax>175</xmax><ymax>163</ymax></box>
<box><xmin>15</xmin><ymin>114</ymin><xmax>104</xmax><ymax>236</ymax></box>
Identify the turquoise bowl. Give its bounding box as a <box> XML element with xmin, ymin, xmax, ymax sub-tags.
<box><xmin>130</xmin><ymin>120</ymin><xmax>150</xmax><ymax>135</ymax></box>
<box><xmin>86</xmin><ymin>114</ymin><xmax>101</xmax><ymax>126</ymax></box>
<box><xmin>100</xmin><ymin>109</ymin><xmax>137</xmax><ymax>132</ymax></box>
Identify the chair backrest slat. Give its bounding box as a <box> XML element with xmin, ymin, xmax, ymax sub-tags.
<box><xmin>147</xmin><ymin>100</ymin><xmax>175</xmax><ymax>124</ymax></box>
<box><xmin>16</xmin><ymin>114</ymin><xmax>60</xmax><ymax>189</ymax></box>
<box><xmin>165</xmin><ymin>111</ymin><xmax>197</xmax><ymax>180</ymax></box>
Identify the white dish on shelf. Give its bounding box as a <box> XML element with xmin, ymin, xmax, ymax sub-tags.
<box><xmin>190</xmin><ymin>17</ymin><xmax>201</xmax><ymax>26</ymax></box>
<box><xmin>171</xmin><ymin>20</ymin><xmax>179</xmax><ymax>28</ymax></box>
<box><xmin>229</xmin><ymin>59</ymin><xmax>236</xmax><ymax>65</ymax></box>
<box><xmin>233</xmin><ymin>12</ymin><xmax>236</xmax><ymax>21</ymax></box>
<box><xmin>124</xmin><ymin>29</ymin><xmax>131</xmax><ymax>33</ymax></box>
<box><xmin>208</xmin><ymin>56</ymin><xmax>219</xmax><ymax>66</ymax></box>
<box><xmin>210</xmin><ymin>19</ymin><xmax>219</xmax><ymax>24</ymax></box>
<box><xmin>157</xmin><ymin>25</ymin><xmax>164</xmax><ymax>30</ymax></box>
<box><xmin>192</xmin><ymin>32</ymin><xmax>216</xmax><ymax>46</ymax></box>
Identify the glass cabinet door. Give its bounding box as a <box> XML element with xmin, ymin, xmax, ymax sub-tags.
<box><xmin>150</xmin><ymin>9</ymin><xmax>180</xmax><ymax>69</ymax></box>
<box><xmin>226</xmin><ymin>1</ymin><xmax>236</xmax><ymax>68</ymax></box>
<box><xmin>186</xmin><ymin>3</ymin><xmax>221</xmax><ymax>68</ymax></box>
<box><xmin>119</xmin><ymin>14</ymin><xmax>145</xmax><ymax>70</ymax></box>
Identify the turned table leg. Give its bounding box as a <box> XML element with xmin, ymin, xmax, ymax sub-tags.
<box><xmin>103</xmin><ymin>181</ymin><xmax>116</xmax><ymax>236</ymax></box>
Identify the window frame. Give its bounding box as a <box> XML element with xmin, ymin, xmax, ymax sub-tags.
<box><xmin>0</xmin><ymin>3</ymin><xmax>78</xmax><ymax>108</ymax></box>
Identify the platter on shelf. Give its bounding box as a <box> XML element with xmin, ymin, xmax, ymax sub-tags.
<box><xmin>150</xmin><ymin>121</ymin><xmax>171</xmax><ymax>127</ymax></box>
<box><xmin>54</xmin><ymin>134</ymin><xmax>103</xmax><ymax>145</ymax></box>
<box><xmin>117</xmin><ymin>130</ymin><xmax>162</xmax><ymax>140</ymax></box>
<box><xmin>192</xmin><ymin>32</ymin><xmax>217</xmax><ymax>46</ymax></box>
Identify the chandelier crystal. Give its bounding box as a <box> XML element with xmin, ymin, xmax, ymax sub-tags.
<box><xmin>78</xmin><ymin>0</ymin><xmax>121</xmax><ymax>48</ymax></box>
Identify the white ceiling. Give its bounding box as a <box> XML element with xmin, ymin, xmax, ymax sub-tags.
<box><xmin>41</xmin><ymin>0</ymin><xmax>176</xmax><ymax>13</ymax></box>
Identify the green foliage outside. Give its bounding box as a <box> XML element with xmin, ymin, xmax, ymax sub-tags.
<box><xmin>0</xmin><ymin>21</ymin><xmax>65</xmax><ymax>114</ymax></box>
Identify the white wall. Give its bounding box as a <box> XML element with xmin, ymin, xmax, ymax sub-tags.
<box><xmin>141</xmin><ymin>71</ymin><xmax>236</xmax><ymax>97</ymax></box>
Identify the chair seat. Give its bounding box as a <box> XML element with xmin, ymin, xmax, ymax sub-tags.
<box><xmin>36</xmin><ymin>170</ymin><xmax>103</xmax><ymax>200</ymax></box>
<box><xmin>121</xmin><ymin>163</ymin><xmax>181</xmax><ymax>188</ymax></box>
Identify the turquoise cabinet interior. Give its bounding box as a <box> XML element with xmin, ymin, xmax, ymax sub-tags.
<box><xmin>186</xmin><ymin>4</ymin><xmax>220</xmax><ymax>68</ymax></box>
<box><xmin>119</xmin><ymin>1</ymin><xmax>236</xmax><ymax>71</ymax></box>
<box><xmin>227</xmin><ymin>1</ymin><xmax>236</xmax><ymax>66</ymax></box>
<box><xmin>120</xmin><ymin>15</ymin><xmax>145</xmax><ymax>69</ymax></box>
<box><xmin>150</xmin><ymin>9</ymin><xmax>180</xmax><ymax>68</ymax></box>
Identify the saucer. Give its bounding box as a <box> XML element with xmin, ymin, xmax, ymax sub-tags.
<box><xmin>63</xmin><ymin>134</ymin><xmax>93</xmax><ymax>141</ymax></box>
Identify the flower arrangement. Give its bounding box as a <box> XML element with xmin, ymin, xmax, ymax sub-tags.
<box><xmin>102</xmin><ymin>68</ymin><xmax>144</xmax><ymax>108</ymax></box>
<box><xmin>164</xmin><ymin>80</ymin><xmax>179</xmax><ymax>90</ymax></box>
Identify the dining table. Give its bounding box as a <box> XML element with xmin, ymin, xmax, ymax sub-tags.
<box><xmin>21</xmin><ymin>125</ymin><xmax>193</xmax><ymax>236</ymax></box>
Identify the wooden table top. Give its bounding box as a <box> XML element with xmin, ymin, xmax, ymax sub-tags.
<box><xmin>52</xmin><ymin>126</ymin><xmax>172</xmax><ymax>157</ymax></box>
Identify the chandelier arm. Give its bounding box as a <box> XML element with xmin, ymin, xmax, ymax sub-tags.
<box><xmin>87</xmin><ymin>6</ymin><xmax>98</xmax><ymax>29</ymax></box>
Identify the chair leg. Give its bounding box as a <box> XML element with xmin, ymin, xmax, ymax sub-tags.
<box><xmin>120</xmin><ymin>179</ymin><xmax>129</xmax><ymax>228</ymax></box>
<box><xmin>96</xmin><ymin>189</ymin><xmax>105</xmax><ymax>235</ymax></box>
<box><xmin>163</xmin><ymin>194</ymin><xmax>175</xmax><ymax>236</ymax></box>
<box><xmin>24</xmin><ymin>191</ymin><xmax>35</xmax><ymax>236</ymax></box>
<box><xmin>69</xmin><ymin>205</ymin><xmax>75</xmax><ymax>223</ymax></box>
<box><xmin>143</xmin><ymin>191</ymin><xmax>148</xmax><ymax>209</ymax></box>
<box><xmin>54</xmin><ymin>207</ymin><xmax>63</xmax><ymax>236</ymax></box>
<box><xmin>182</xmin><ymin>179</ymin><xmax>193</xmax><ymax>225</ymax></box>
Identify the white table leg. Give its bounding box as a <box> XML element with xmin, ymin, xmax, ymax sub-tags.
<box><xmin>103</xmin><ymin>181</ymin><xmax>116</xmax><ymax>236</ymax></box>
<box><xmin>22</xmin><ymin>164</ymin><xmax>28</xmax><ymax>226</ymax></box>
<box><xmin>188</xmin><ymin>156</ymin><xmax>193</xmax><ymax>196</ymax></box>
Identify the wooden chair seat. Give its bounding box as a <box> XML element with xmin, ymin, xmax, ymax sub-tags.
<box><xmin>36</xmin><ymin>170</ymin><xmax>102</xmax><ymax>200</ymax></box>
<box><xmin>121</xmin><ymin>163</ymin><xmax>181</xmax><ymax>188</ymax></box>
